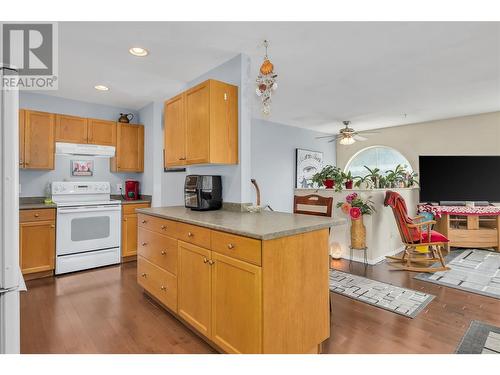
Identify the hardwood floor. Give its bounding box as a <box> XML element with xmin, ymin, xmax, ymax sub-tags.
<box><xmin>325</xmin><ymin>257</ymin><xmax>500</xmax><ymax>354</ymax></box>
<box><xmin>20</xmin><ymin>255</ymin><xmax>500</xmax><ymax>354</ymax></box>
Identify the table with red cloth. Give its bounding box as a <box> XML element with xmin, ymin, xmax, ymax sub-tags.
<box><xmin>418</xmin><ymin>204</ymin><xmax>500</xmax><ymax>218</ymax></box>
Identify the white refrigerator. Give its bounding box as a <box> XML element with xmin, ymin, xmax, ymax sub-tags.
<box><xmin>0</xmin><ymin>66</ymin><xmax>22</xmax><ymax>354</ymax></box>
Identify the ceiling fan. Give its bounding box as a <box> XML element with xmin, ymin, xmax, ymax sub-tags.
<box><xmin>316</xmin><ymin>121</ymin><xmax>379</xmax><ymax>145</ymax></box>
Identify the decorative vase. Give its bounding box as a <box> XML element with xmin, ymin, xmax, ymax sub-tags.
<box><xmin>345</xmin><ymin>180</ymin><xmax>353</xmax><ymax>189</ymax></box>
<box><xmin>350</xmin><ymin>217</ymin><xmax>366</xmax><ymax>249</ymax></box>
<box><xmin>324</xmin><ymin>179</ymin><xmax>335</xmax><ymax>189</ymax></box>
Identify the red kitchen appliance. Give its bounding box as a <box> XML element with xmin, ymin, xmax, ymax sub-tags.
<box><xmin>124</xmin><ymin>180</ymin><xmax>140</xmax><ymax>200</ymax></box>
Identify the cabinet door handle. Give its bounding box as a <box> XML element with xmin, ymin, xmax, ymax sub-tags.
<box><xmin>160</xmin><ymin>285</ymin><xmax>167</xmax><ymax>291</ymax></box>
<box><xmin>227</xmin><ymin>243</ymin><xmax>234</xmax><ymax>249</ymax></box>
<box><xmin>187</xmin><ymin>232</ymin><xmax>193</xmax><ymax>237</ymax></box>
<box><xmin>203</xmin><ymin>257</ymin><xmax>208</xmax><ymax>264</ymax></box>
<box><xmin>34</xmin><ymin>213</ymin><xmax>39</xmax><ymax>218</ymax></box>
<box><xmin>141</xmin><ymin>220</ymin><xmax>147</xmax><ymax>224</ymax></box>
<box><xmin>208</xmin><ymin>260</ymin><xmax>215</xmax><ymax>266</ymax></box>
<box><xmin>161</xmin><ymin>225</ymin><xmax>166</xmax><ymax>230</ymax></box>
<box><xmin>161</xmin><ymin>250</ymin><xmax>166</xmax><ymax>255</ymax></box>
<box><xmin>141</xmin><ymin>273</ymin><xmax>147</xmax><ymax>278</ymax></box>
<box><xmin>19</xmin><ymin>161</ymin><xmax>24</xmax><ymax>166</ymax></box>
<box><xmin>50</xmin><ymin>224</ymin><xmax>55</xmax><ymax>228</ymax></box>
<box><xmin>141</xmin><ymin>242</ymin><xmax>147</xmax><ymax>246</ymax></box>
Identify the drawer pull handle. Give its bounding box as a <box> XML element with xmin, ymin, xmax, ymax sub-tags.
<box><xmin>160</xmin><ymin>285</ymin><xmax>167</xmax><ymax>291</ymax></box>
<box><xmin>141</xmin><ymin>273</ymin><xmax>147</xmax><ymax>278</ymax></box>
<box><xmin>142</xmin><ymin>242</ymin><xmax>147</xmax><ymax>246</ymax></box>
<box><xmin>50</xmin><ymin>225</ymin><xmax>55</xmax><ymax>228</ymax></box>
<box><xmin>203</xmin><ymin>257</ymin><xmax>209</xmax><ymax>264</ymax></box>
<box><xmin>34</xmin><ymin>213</ymin><xmax>40</xmax><ymax>217</ymax></box>
<box><xmin>227</xmin><ymin>243</ymin><xmax>235</xmax><ymax>249</ymax></box>
<box><xmin>141</xmin><ymin>220</ymin><xmax>147</xmax><ymax>224</ymax></box>
<box><xmin>161</xmin><ymin>225</ymin><xmax>166</xmax><ymax>230</ymax></box>
<box><xmin>208</xmin><ymin>260</ymin><xmax>215</xmax><ymax>266</ymax></box>
<box><xmin>161</xmin><ymin>250</ymin><xmax>166</xmax><ymax>255</ymax></box>
<box><xmin>187</xmin><ymin>232</ymin><xmax>193</xmax><ymax>237</ymax></box>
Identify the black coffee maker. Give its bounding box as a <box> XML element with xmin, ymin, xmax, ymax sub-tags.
<box><xmin>184</xmin><ymin>175</ymin><xmax>222</xmax><ymax>211</ymax></box>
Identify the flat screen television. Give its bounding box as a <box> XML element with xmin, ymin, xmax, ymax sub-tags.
<box><xmin>419</xmin><ymin>156</ymin><xmax>500</xmax><ymax>203</ymax></box>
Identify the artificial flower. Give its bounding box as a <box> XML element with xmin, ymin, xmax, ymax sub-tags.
<box><xmin>349</xmin><ymin>207</ymin><xmax>362</xmax><ymax>220</ymax></box>
<box><xmin>346</xmin><ymin>192</ymin><xmax>358</xmax><ymax>203</ymax></box>
<box><xmin>341</xmin><ymin>202</ymin><xmax>351</xmax><ymax>214</ymax></box>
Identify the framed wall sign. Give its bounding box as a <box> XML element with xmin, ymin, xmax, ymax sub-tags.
<box><xmin>295</xmin><ymin>148</ymin><xmax>323</xmax><ymax>188</ymax></box>
<box><xmin>71</xmin><ymin>160</ymin><xmax>93</xmax><ymax>176</ymax></box>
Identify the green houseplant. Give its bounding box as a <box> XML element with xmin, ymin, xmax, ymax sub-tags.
<box><xmin>312</xmin><ymin>165</ymin><xmax>342</xmax><ymax>190</ymax></box>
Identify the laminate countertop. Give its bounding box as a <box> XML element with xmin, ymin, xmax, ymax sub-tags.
<box><xmin>20</xmin><ymin>195</ymin><xmax>152</xmax><ymax>210</ymax></box>
<box><xmin>19</xmin><ymin>197</ymin><xmax>56</xmax><ymax>210</ymax></box>
<box><xmin>110</xmin><ymin>195</ymin><xmax>152</xmax><ymax>205</ymax></box>
<box><xmin>136</xmin><ymin>206</ymin><xmax>345</xmax><ymax>240</ymax></box>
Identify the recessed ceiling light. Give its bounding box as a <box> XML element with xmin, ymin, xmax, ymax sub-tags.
<box><xmin>94</xmin><ymin>85</ymin><xmax>109</xmax><ymax>91</ymax></box>
<box><xmin>129</xmin><ymin>47</ymin><xmax>149</xmax><ymax>57</ymax></box>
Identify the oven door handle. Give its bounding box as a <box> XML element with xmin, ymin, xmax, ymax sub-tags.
<box><xmin>58</xmin><ymin>206</ymin><xmax>121</xmax><ymax>214</ymax></box>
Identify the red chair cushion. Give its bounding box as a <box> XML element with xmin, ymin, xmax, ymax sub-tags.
<box><xmin>420</xmin><ymin>230</ymin><xmax>449</xmax><ymax>243</ymax></box>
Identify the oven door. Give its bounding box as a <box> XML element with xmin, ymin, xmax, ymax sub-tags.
<box><xmin>56</xmin><ymin>204</ymin><xmax>121</xmax><ymax>255</ymax></box>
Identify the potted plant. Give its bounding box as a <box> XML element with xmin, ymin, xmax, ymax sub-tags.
<box><xmin>385</xmin><ymin>164</ymin><xmax>406</xmax><ymax>188</ymax></box>
<box><xmin>337</xmin><ymin>192</ymin><xmax>375</xmax><ymax>249</ymax></box>
<box><xmin>341</xmin><ymin>171</ymin><xmax>355</xmax><ymax>189</ymax></box>
<box><xmin>312</xmin><ymin>165</ymin><xmax>342</xmax><ymax>190</ymax></box>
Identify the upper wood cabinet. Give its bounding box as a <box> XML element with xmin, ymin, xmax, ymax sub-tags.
<box><xmin>164</xmin><ymin>94</ymin><xmax>186</xmax><ymax>166</ymax></box>
<box><xmin>55</xmin><ymin>114</ymin><xmax>88</xmax><ymax>143</ymax></box>
<box><xmin>21</xmin><ymin>110</ymin><xmax>55</xmax><ymax>170</ymax></box>
<box><xmin>88</xmin><ymin>118</ymin><xmax>117</xmax><ymax>146</ymax></box>
<box><xmin>111</xmin><ymin>122</ymin><xmax>144</xmax><ymax>172</ymax></box>
<box><xmin>164</xmin><ymin>79</ymin><xmax>238</xmax><ymax>168</ymax></box>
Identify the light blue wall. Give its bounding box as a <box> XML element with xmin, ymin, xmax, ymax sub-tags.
<box><xmin>160</xmin><ymin>54</ymin><xmax>253</xmax><ymax>204</ymax></box>
<box><xmin>19</xmin><ymin>93</ymin><xmax>142</xmax><ymax>197</ymax></box>
<box><xmin>251</xmin><ymin>119</ymin><xmax>336</xmax><ymax>212</ymax></box>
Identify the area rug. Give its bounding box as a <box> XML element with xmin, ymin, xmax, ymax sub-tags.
<box><xmin>329</xmin><ymin>269</ymin><xmax>434</xmax><ymax>318</ymax></box>
<box><xmin>456</xmin><ymin>320</ymin><xmax>500</xmax><ymax>354</ymax></box>
<box><xmin>414</xmin><ymin>249</ymin><xmax>500</xmax><ymax>299</ymax></box>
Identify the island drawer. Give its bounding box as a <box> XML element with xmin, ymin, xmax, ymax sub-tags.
<box><xmin>138</xmin><ymin>256</ymin><xmax>177</xmax><ymax>312</ymax></box>
<box><xmin>122</xmin><ymin>203</ymin><xmax>151</xmax><ymax>215</ymax></box>
<box><xmin>137</xmin><ymin>214</ymin><xmax>177</xmax><ymax>237</ymax></box>
<box><xmin>20</xmin><ymin>208</ymin><xmax>55</xmax><ymax>223</ymax></box>
<box><xmin>211</xmin><ymin>230</ymin><xmax>262</xmax><ymax>266</ymax></box>
<box><xmin>176</xmin><ymin>222</ymin><xmax>211</xmax><ymax>249</ymax></box>
<box><xmin>138</xmin><ymin>228</ymin><xmax>178</xmax><ymax>275</ymax></box>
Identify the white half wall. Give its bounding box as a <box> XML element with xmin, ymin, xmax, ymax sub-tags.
<box><xmin>295</xmin><ymin>188</ymin><xmax>419</xmax><ymax>264</ymax></box>
<box><xmin>251</xmin><ymin>119</ymin><xmax>336</xmax><ymax>212</ymax></box>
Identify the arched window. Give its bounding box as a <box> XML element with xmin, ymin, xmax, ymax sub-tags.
<box><xmin>345</xmin><ymin>146</ymin><xmax>413</xmax><ymax>177</ymax></box>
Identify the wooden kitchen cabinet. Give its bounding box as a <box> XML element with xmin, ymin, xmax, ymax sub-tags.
<box><xmin>21</xmin><ymin>110</ymin><xmax>55</xmax><ymax>170</ymax></box>
<box><xmin>163</xmin><ymin>79</ymin><xmax>238</xmax><ymax>168</ymax></box>
<box><xmin>19</xmin><ymin>208</ymin><xmax>56</xmax><ymax>278</ymax></box>
<box><xmin>164</xmin><ymin>94</ymin><xmax>186</xmax><ymax>166</ymax></box>
<box><xmin>178</xmin><ymin>241</ymin><xmax>212</xmax><ymax>337</ymax></box>
<box><xmin>136</xmin><ymin>212</ymin><xmax>329</xmax><ymax>354</ymax></box>
<box><xmin>19</xmin><ymin>109</ymin><xmax>25</xmax><ymax>168</ymax></box>
<box><xmin>121</xmin><ymin>203</ymin><xmax>150</xmax><ymax>260</ymax></box>
<box><xmin>87</xmin><ymin>118</ymin><xmax>116</xmax><ymax>146</ymax></box>
<box><xmin>211</xmin><ymin>252</ymin><xmax>262</xmax><ymax>354</ymax></box>
<box><xmin>55</xmin><ymin>114</ymin><xmax>88</xmax><ymax>144</ymax></box>
<box><xmin>111</xmin><ymin>122</ymin><xmax>144</xmax><ymax>172</ymax></box>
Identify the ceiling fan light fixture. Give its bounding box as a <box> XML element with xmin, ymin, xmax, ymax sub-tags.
<box><xmin>339</xmin><ymin>136</ymin><xmax>355</xmax><ymax>145</ymax></box>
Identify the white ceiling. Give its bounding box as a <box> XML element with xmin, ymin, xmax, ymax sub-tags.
<box><xmin>42</xmin><ymin>22</ymin><xmax>500</xmax><ymax>133</ymax></box>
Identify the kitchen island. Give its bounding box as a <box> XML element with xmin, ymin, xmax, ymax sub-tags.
<box><xmin>135</xmin><ymin>206</ymin><xmax>342</xmax><ymax>354</ymax></box>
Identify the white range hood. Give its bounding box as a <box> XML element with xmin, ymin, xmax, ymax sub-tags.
<box><xmin>55</xmin><ymin>142</ymin><xmax>115</xmax><ymax>157</ymax></box>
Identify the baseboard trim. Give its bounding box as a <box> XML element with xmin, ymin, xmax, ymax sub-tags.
<box><xmin>342</xmin><ymin>246</ymin><xmax>404</xmax><ymax>265</ymax></box>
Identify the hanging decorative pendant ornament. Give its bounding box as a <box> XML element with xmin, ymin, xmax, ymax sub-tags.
<box><xmin>256</xmin><ymin>40</ymin><xmax>278</xmax><ymax>115</ymax></box>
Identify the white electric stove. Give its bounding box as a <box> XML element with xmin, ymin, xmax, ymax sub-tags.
<box><xmin>51</xmin><ymin>182</ymin><xmax>121</xmax><ymax>275</ymax></box>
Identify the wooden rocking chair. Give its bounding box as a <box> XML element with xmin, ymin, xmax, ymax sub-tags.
<box><xmin>384</xmin><ymin>191</ymin><xmax>450</xmax><ymax>273</ymax></box>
